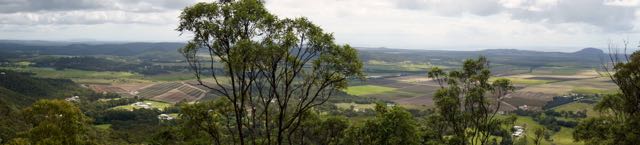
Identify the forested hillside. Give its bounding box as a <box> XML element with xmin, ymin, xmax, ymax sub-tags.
<box><xmin>0</xmin><ymin>69</ymin><xmax>89</xmax><ymax>107</ymax></box>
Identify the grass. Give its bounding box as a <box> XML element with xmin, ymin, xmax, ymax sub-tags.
<box><xmin>571</xmin><ymin>87</ymin><xmax>618</xmax><ymax>94</ymax></box>
<box><xmin>15</xmin><ymin>61</ymin><xmax>33</xmax><ymax>66</ymax></box>
<box><xmin>94</xmin><ymin>124</ymin><xmax>112</xmax><ymax>130</ymax></box>
<box><xmin>344</xmin><ymin>85</ymin><xmax>397</xmax><ymax>96</ymax></box>
<box><xmin>111</xmin><ymin>100</ymin><xmax>172</xmax><ymax>111</ymax></box>
<box><xmin>98</xmin><ymin>98</ymin><xmax>122</xmax><ymax>102</ymax></box>
<box><xmin>168</xmin><ymin>113</ymin><xmax>180</xmax><ymax>118</ymax></box>
<box><xmin>490</xmin><ymin>77</ymin><xmax>552</xmax><ymax>85</ymax></box>
<box><xmin>552</xmin><ymin>102</ymin><xmax>599</xmax><ymax>117</ymax></box>
<box><xmin>531</xmin><ymin>67</ymin><xmax>582</xmax><ymax>75</ymax></box>
<box><xmin>551</xmin><ymin>127</ymin><xmax>582</xmax><ymax>145</ymax></box>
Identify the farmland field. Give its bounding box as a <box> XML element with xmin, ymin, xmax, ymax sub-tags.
<box><xmin>136</xmin><ymin>82</ymin><xmax>183</xmax><ymax>98</ymax></box>
<box><xmin>94</xmin><ymin>124</ymin><xmax>112</xmax><ymax>130</ymax></box>
<box><xmin>571</xmin><ymin>87</ymin><xmax>618</xmax><ymax>94</ymax></box>
<box><xmin>343</xmin><ymin>65</ymin><xmax>615</xmax><ymax>111</ymax></box>
<box><xmin>552</xmin><ymin>102</ymin><xmax>599</xmax><ymax>117</ymax></box>
<box><xmin>1</xmin><ymin>67</ymin><xmax>139</xmax><ymax>80</ymax></box>
<box><xmin>344</xmin><ymin>85</ymin><xmax>397</xmax><ymax>96</ymax></box>
<box><xmin>177</xmin><ymin>85</ymin><xmax>205</xmax><ymax>98</ymax></box>
<box><xmin>490</xmin><ymin>77</ymin><xmax>552</xmax><ymax>85</ymax></box>
<box><xmin>152</xmin><ymin>90</ymin><xmax>198</xmax><ymax>103</ymax></box>
<box><xmin>530</xmin><ymin>67</ymin><xmax>584</xmax><ymax>75</ymax></box>
<box><xmin>85</xmin><ymin>80</ymin><xmax>207</xmax><ymax>103</ymax></box>
<box><xmin>143</xmin><ymin>72</ymin><xmax>197</xmax><ymax>81</ymax></box>
<box><xmin>499</xmin><ymin>71</ymin><xmax>616</xmax><ymax>110</ymax></box>
<box><xmin>89</xmin><ymin>85</ymin><xmax>128</xmax><ymax>93</ymax></box>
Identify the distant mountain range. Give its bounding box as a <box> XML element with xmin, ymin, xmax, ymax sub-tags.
<box><xmin>355</xmin><ymin>47</ymin><xmax>606</xmax><ymax>68</ymax></box>
<box><xmin>0</xmin><ymin>40</ymin><xmax>608</xmax><ymax>68</ymax></box>
<box><xmin>0</xmin><ymin>41</ymin><xmax>184</xmax><ymax>56</ymax></box>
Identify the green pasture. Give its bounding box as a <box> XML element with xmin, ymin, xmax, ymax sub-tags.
<box><xmin>571</xmin><ymin>87</ymin><xmax>618</xmax><ymax>95</ymax></box>
<box><xmin>344</xmin><ymin>85</ymin><xmax>397</xmax><ymax>96</ymax></box>
<box><xmin>490</xmin><ymin>77</ymin><xmax>552</xmax><ymax>85</ymax></box>
<box><xmin>111</xmin><ymin>100</ymin><xmax>172</xmax><ymax>111</ymax></box>
<box><xmin>552</xmin><ymin>102</ymin><xmax>599</xmax><ymax>117</ymax></box>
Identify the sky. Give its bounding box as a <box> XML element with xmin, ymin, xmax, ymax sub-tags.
<box><xmin>1</xmin><ymin>0</ymin><xmax>640</xmax><ymax>52</ymax></box>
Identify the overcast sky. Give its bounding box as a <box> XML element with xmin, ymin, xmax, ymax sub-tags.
<box><xmin>1</xmin><ymin>0</ymin><xmax>640</xmax><ymax>51</ymax></box>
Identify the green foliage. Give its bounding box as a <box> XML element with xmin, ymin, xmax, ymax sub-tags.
<box><xmin>315</xmin><ymin>116</ymin><xmax>350</xmax><ymax>144</ymax></box>
<box><xmin>17</xmin><ymin>100</ymin><xmax>93</xmax><ymax>145</ymax></box>
<box><xmin>532</xmin><ymin>127</ymin><xmax>546</xmax><ymax>145</ymax></box>
<box><xmin>573</xmin><ymin>51</ymin><xmax>640</xmax><ymax>145</ymax></box>
<box><xmin>342</xmin><ymin>104</ymin><xmax>420</xmax><ymax>145</ymax></box>
<box><xmin>177</xmin><ymin>0</ymin><xmax>363</xmax><ymax>144</ymax></box>
<box><xmin>427</xmin><ymin>56</ymin><xmax>515</xmax><ymax>145</ymax></box>
<box><xmin>179</xmin><ymin>99</ymin><xmax>233</xmax><ymax>145</ymax></box>
<box><xmin>3</xmin><ymin>138</ymin><xmax>30</xmax><ymax>145</ymax></box>
<box><xmin>0</xmin><ymin>69</ymin><xmax>90</xmax><ymax>107</ymax></box>
<box><xmin>0</xmin><ymin>71</ymin><xmax>99</xmax><ymax>144</ymax></box>
<box><xmin>428</xmin><ymin>67</ymin><xmax>445</xmax><ymax>87</ymax></box>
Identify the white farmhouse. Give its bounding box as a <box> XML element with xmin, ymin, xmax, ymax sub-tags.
<box><xmin>132</xmin><ymin>102</ymin><xmax>152</xmax><ymax>109</ymax></box>
<box><xmin>158</xmin><ymin>114</ymin><xmax>175</xmax><ymax>120</ymax></box>
<box><xmin>512</xmin><ymin>126</ymin><xmax>525</xmax><ymax>137</ymax></box>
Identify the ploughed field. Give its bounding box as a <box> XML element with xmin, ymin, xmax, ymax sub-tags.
<box><xmin>89</xmin><ymin>82</ymin><xmax>207</xmax><ymax>104</ymax></box>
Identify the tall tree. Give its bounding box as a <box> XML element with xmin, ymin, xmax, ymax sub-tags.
<box><xmin>427</xmin><ymin>56</ymin><xmax>514</xmax><ymax>145</ymax></box>
<box><xmin>532</xmin><ymin>127</ymin><xmax>546</xmax><ymax>145</ymax></box>
<box><xmin>11</xmin><ymin>99</ymin><xmax>93</xmax><ymax>145</ymax></box>
<box><xmin>177</xmin><ymin>0</ymin><xmax>363</xmax><ymax>145</ymax></box>
<box><xmin>574</xmin><ymin>45</ymin><xmax>640</xmax><ymax>145</ymax></box>
<box><xmin>341</xmin><ymin>104</ymin><xmax>420</xmax><ymax>145</ymax></box>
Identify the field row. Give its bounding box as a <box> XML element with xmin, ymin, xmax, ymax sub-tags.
<box><xmin>137</xmin><ymin>82</ymin><xmax>183</xmax><ymax>98</ymax></box>
<box><xmin>177</xmin><ymin>85</ymin><xmax>205</xmax><ymax>98</ymax></box>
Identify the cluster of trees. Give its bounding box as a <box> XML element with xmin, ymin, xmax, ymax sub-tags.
<box><xmin>0</xmin><ymin>95</ymin><xmax>490</xmax><ymax>145</ymax></box>
<box><xmin>32</xmin><ymin>56</ymin><xmax>189</xmax><ymax>75</ymax></box>
<box><xmin>542</xmin><ymin>94</ymin><xmax>599</xmax><ymax>110</ymax></box>
<box><xmin>422</xmin><ymin>57</ymin><xmax>516</xmax><ymax>145</ymax></box>
<box><xmin>512</xmin><ymin>109</ymin><xmax>580</xmax><ymax>132</ymax></box>
<box><xmin>0</xmin><ymin>70</ymin><xmax>90</xmax><ymax>106</ymax></box>
<box><xmin>573</xmin><ymin>48</ymin><xmax>640</xmax><ymax>144</ymax></box>
<box><xmin>544</xmin><ymin>109</ymin><xmax>587</xmax><ymax>119</ymax></box>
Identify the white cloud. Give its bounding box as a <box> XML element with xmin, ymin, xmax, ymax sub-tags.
<box><xmin>0</xmin><ymin>0</ymin><xmax>638</xmax><ymax>51</ymax></box>
<box><xmin>0</xmin><ymin>10</ymin><xmax>179</xmax><ymax>25</ymax></box>
<box><xmin>604</xmin><ymin>0</ymin><xmax>640</xmax><ymax>6</ymax></box>
<box><xmin>262</xmin><ymin>0</ymin><xmax>640</xmax><ymax>51</ymax></box>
